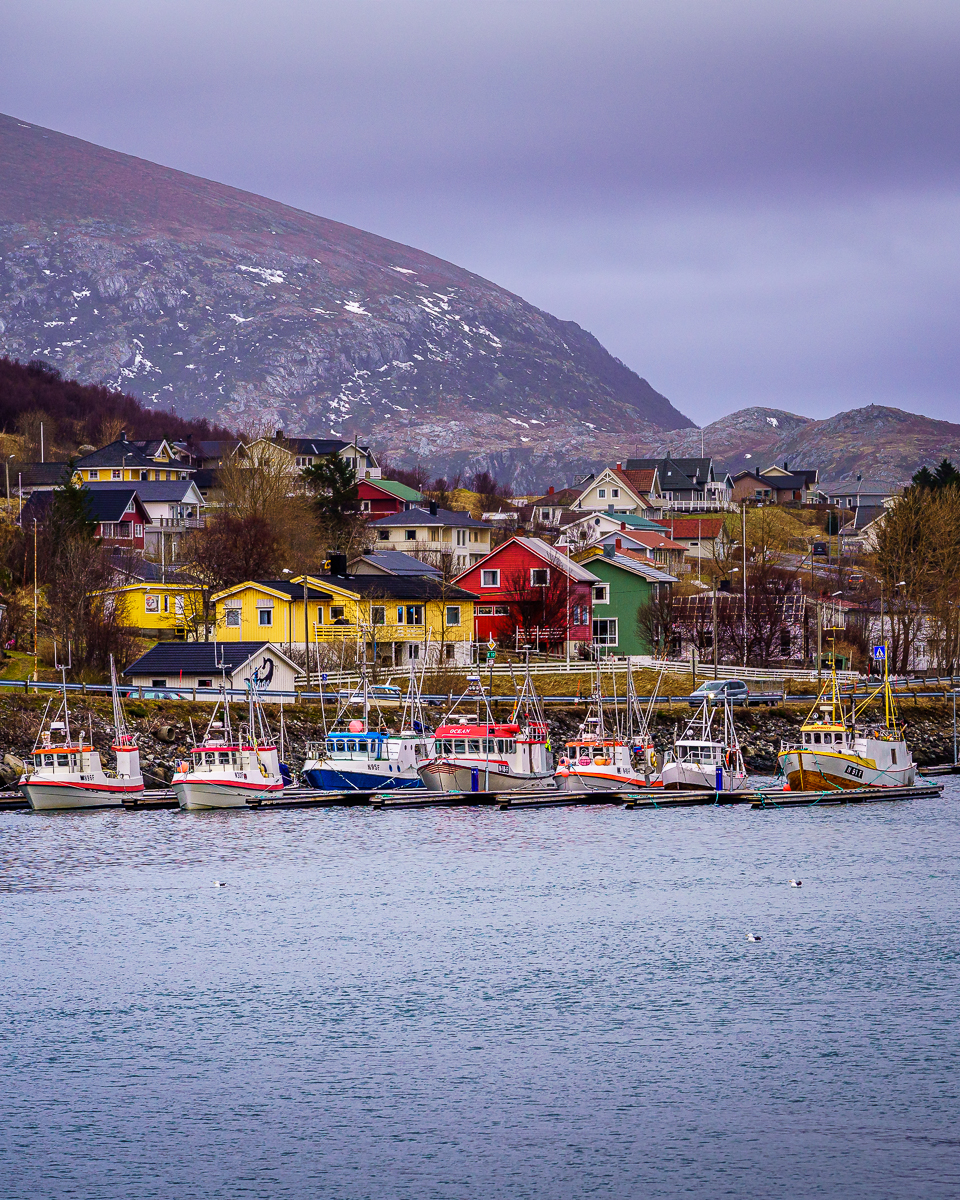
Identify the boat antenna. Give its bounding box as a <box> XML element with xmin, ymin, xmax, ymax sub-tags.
<box><xmin>53</xmin><ymin>640</ymin><xmax>72</xmax><ymax>743</ymax></box>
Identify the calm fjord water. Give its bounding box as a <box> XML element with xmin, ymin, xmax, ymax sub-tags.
<box><xmin>2</xmin><ymin>784</ymin><xmax>960</xmax><ymax>1199</ymax></box>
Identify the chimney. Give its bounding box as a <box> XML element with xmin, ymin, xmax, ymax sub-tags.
<box><xmin>615</xmin><ymin>537</ymin><xmax>622</xmax><ymax>551</ymax></box>
<box><xmin>429</xmin><ymin>501</ymin><xmax>438</xmax><ymax>516</ymax></box>
<box><xmin>275</xmin><ymin>428</ymin><xmax>283</xmax><ymax>441</ymax></box>
<box><xmin>548</xmin><ymin>486</ymin><xmax>555</xmax><ymax>495</ymax></box>
<box><xmin>120</xmin><ymin>430</ymin><xmax>127</xmax><ymax>442</ymax></box>
<box><xmin>616</xmin><ymin>462</ymin><xmax>622</xmax><ymax>471</ymax></box>
<box><xmin>784</xmin><ymin>460</ymin><xmax>789</xmax><ymax>470</ymax></box>
<box><xmin>329</xmin><ymin>553</ymin><xmax>348</xmax><ymax>576</ymax></box>
<box><xmin>620</xmin><ymin>521</ymin><xmax>626</xmax><ymax>531</ymax></box>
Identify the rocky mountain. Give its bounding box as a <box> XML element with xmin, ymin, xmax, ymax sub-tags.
<box><xmin>664</xmin><ymin>404</ymin><xmax>960</xmax><ymax>486</ymax></box>
<box><xmin>0</xmin><ymin>112</ymin><xmax>692</xmax><ymax>490</ymax></box>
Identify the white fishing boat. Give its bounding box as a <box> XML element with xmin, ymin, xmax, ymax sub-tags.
<box><xmin>555</xmin><ymin>662</ymin><xmax>659</xmax><ymax>793</ymax></box>
<box><xmin>777</xmin><ymin>657</ymin><xmax>915</xmax><ymax>790</ymax></box>
<box><xmin>418</xmin><ymin>666</ymin><xmax>555</xmax><ymax>793</ymax></box>
<box><xmin>22</xmin><ymin>655</ymin><xmax>144</xmax><ymax>811</ymax></box>
<box><xmin>173</xmin><ymin>678</ymin><xmax>282</xmax><ymax>810</ymax></box>
<box><xmin>660</xmin><ymin>696</ymin><xmax>747</xmax><ymax>791</ymax></box>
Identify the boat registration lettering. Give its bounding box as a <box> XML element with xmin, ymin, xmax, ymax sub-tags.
<box><xmin>844</xmin><ymin>764</ymin><xmax>864</xmax><ymax>779</ymax></box>
<box><xmin>498</xmin><ymin>763</ymin><xmax>509</xmax><ymax>774</ymax></box>
<box><xmin>81</xmin><ymin>774</ymin><xmax>94</xmax><ymax>782</ymax></box>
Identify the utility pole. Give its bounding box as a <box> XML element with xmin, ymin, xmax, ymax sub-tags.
<box><xmin>32</xmin><ymin>519</ymin><xmax>38</xmax><ymax>682</ymax></box>
<box><xmin>741</xmin><ymin>500</ymin><xmax>747</xmax><ymax>669</ymax></box>
<box><xmin>817</xmin><ymin>601</ymin><xmax>822</xmax><ymax>684</ymax></box>
<box><xmin>303</xmin><ymin>577</ymin><xmax>311</xmax><ymax>691</ymax></box>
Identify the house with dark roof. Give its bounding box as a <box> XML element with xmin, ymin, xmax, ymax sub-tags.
<box><xmin>74</xmin><ymin>433</ymin><xmax>194</xmax><ymax>484</ymax></box>
<box><xmin>243</xmin><ymin>432</ymin><xmax>381</xmax><ymax>479</ymax></box>
<box><xmin>349</xmin><ymin>551</ymin><xmax>443</xmax><ymax>577</ymax></box>
<box><xmin>214</xmin><ymin>570</ymin><xmax>477</xmax><ymax>667</ymax></box>
<box><xmin>367</xmin><ymin>505</ymin><xmax>491</xmax><ymax>573</ymax></box>
<box><xmin>625</xmin><ymin>456</ymin><xmax>732</xmax><ymax>510</ymax></box>
<box><xmin>83</xmin><ymin>480</ymin><xmax>205</xmax><ymax>555</ymax></box>
<box><xmin>6</xmin><ymin>461</ymin><xmax>72</xmax><ymax>499</ymax></box>
<box><xmin>21</xmin><ymin>487</ymin><xmax>152</xmax><ymax>549</ymax></box>
<box><xmin>123</xmin><ymin>641</ymin><xmax>299</xmax><ymax>693</ymax></box>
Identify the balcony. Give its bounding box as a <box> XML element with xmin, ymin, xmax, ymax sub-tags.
<box><xmin>312</xmin><ymin>621</ymin><xmax>429</xmax><ymax>643</ymax></box>
<box><xmin>154</xmin><ymin>516</ymin><xmax>206</xmax><ymax>529</ymax></box>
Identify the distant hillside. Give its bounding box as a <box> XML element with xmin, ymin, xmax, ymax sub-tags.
<box><xmin>663</xmin><ymin>405</ymin><xmax>960</xmax><ymax>486</ymax></box>
<box><xmin>0</xmin><ymin>356</ymin><xmax>231</xmax><ymax>452</ymax></box>
<box><xmin>0</xmin><ymin>111</ymin><xmax>692</xmax><ymax>489</ymax></box>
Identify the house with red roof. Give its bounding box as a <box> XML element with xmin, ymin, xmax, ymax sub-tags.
<box><xmin>453</xmin><ymin>535</ymin><xmax>598</xmax><ymax>654</ymax></box>
<box><xmin>573</xmin><ymin>464</ymin><xmax>662</xmax><ymax>516</ymax></box>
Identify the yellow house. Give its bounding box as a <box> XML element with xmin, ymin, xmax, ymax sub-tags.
<box><xmin>74</xmin><ymin>435</ymin><xmax>194</xmax><ymax>485</ymax></box>
<box><xmin>213</xmin><ymin>573</ymin><xmax>478</xmax><ymax>667</ymax></box>
<box><xmin>101</xmin><ymin>581</ymin><xmax>204</xmax><ymax>639</ymax></box>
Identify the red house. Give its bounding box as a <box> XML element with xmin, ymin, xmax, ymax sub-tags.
<box><xmin>454</xmin><ymin>535</ymin><xmax>597</xmax><ymax>654</ymax></box>
<box><xmin>357</xmin><ymin>478</ymin><xmax>426</xmax><ymax>516</ymax></box>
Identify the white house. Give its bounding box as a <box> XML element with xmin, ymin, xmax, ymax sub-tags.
<box><xmin>122</xmin><ymin>641</ymin><xmax>300</xmax><ymax>693</ymax></box>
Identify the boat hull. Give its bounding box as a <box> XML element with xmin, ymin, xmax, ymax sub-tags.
<box><xmin>418</xmin><ymin>759</ymin><xmax>556</xmax><ymax>793</ymax></box>
<box><xmin>660</xmin><ymin>763</ymin><xmax>747</xmax><ymax>791</ymax></box>
<box><xmin>23</xmin><ymin>780</ymin><xmax>137</xmax><ymax>810</ymax></box>
<box><xmin>555</xmin><ymin>767</ymin><xmax>652</xmax><ymax>793</ymax></box>
<box><xmin>778</xmin><ymin>749</ymin><xmax>916</xmax><ymax>791</ymax></box>
<box><xmin>174</xmin><ymin>778</ymin><xmax>283</xmax><ymax>810</ymax></box>
<box><xmin>302</xmin><ymin>765</ymin><xmax>423</xmax><ymax>791</ymax></box>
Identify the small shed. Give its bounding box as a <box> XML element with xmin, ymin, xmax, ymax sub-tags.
<box><xmin>123</xmin><ymin>641</ymin><xmax>299</xmax><ymax>693</ymax></box>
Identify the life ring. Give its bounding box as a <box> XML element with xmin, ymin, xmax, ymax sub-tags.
<box><xmin>725</xmin><ymin>750</ymin><xmax>731</xmax><ymax>769</ymax></box>
<box><xmin>578</xmin><ymin>756</ymin><xmax>591</xmax><ymax>766</ymax></box>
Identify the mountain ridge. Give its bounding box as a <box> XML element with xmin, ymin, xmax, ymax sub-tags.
<box><xmin>0</xmin><ymin>111</ymin><xmax>691</xmax><ymax>490</ymax></box>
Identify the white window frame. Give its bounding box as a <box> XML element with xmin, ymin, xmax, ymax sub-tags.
<box><xmin>592</xmin><ymin>617</ymin><xmax>618</xmax><ymax>646</ymax></box>
<box><xmin>258</xmin><ymin>609</ymin><xmax>273</xmax><ymax>626</ymax></box>
<box><xmin>611</xmin><ymin>488</ymin><xmax>619</xmax><ymax>499</ymax></box>
<box><xmin>597</xmin><ymin>488</ymin><xmax>606</xmax><ymax>498</ymax></box>
<box><xmin>593</xmin><ymin>584</ymin><xmax>609</xmax><ymax>604</ymax></box>
<box><xmin>530</xmin><ymin>567</ymin><xmax>549</xmax><ymax>586</ymax></box>
<box><xmin>480</xmin><ymin>569</ymin><xmax>500</xmax><ymax>587</ymax></box>
<box><xmin>445</xmin><ymin>605</ymin><xmax>461</xmax><ymax>626</ymax></box>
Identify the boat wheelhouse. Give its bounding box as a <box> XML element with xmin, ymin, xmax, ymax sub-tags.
<box><xmin>22</xmin><ymin>656</ymin><xmax>144</xmax><ymax>811</ymax></box>
<box><xmin>302</xmin><ymin>727</ymin><xmax>431</xmax><ymax>790</ymax></box>
<box><xmin>777</xmin><ymin>663</ymin><xmax>915</xmax><ymax>790</ymax></box>
<box><xmin>173</xmin><ymin>682</ymin><xmax>282</xmax><ymax>809</ymax></box>
<box><xmin>660</xmin><ymin>698</ymin><xmax>747</xmax><ymax>791</ymax></box>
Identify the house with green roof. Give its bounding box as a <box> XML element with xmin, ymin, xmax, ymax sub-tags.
<box><xmin>575</xmin><ymin>544</ymin><xmax>678</xmax><ymax>655</ymax></box>
<box><xmin>358</xmin><ymin>476</ymin><xmax>425</xmax><ymax>515</ymax></box>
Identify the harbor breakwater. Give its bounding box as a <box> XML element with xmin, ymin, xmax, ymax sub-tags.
<box><xmin>0</xmin><ymin>693</ymin><xmax>955</xmax><ymax>785</ymax></box>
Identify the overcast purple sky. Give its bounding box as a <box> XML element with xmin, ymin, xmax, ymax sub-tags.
<box><xmin>2</xmin><ymin>0</ymin><xmax>958</xmax><ymax>426</ymax></box>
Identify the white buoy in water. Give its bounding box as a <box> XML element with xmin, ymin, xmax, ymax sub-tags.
<box><xmin>746</xmin><ymin>933</ymin><xmax>762</xmax><ymax>942</ymax></box>
<box><xmin>789</xmin><ymin>879</ymin><xmax>802</xmax><ymax>887</ymax></box>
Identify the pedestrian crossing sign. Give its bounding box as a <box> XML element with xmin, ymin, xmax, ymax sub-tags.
<box><xmin>872</xmin><ymin>645</ymin><xmax>886</xmax><ymax>662</ymax></box>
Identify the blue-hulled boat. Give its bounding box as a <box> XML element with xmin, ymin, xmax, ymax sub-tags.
<box><xmin>302</xmin><ymin>728</ymin><xmax>430</xmax><ymax>790</ymax></box>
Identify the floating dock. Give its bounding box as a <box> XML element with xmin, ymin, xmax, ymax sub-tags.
<box><xmin>0</xmin><ymin>779</ymin><xmax>945</xmax><ymax>814</ymax></box>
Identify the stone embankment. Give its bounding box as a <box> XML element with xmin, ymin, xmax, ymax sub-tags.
<box><xmin>0</xmin><ymin>694</ymin><xmax>955</xmax><ymax>786</ymax></box>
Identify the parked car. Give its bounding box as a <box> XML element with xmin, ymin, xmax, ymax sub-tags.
<box><xmin>689</xmin><ymin>679</ymin><xmax>750</xmax><ymax>706</ymax></box>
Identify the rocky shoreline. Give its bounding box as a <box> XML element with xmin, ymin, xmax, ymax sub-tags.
<box><xmin>0</xmin><ymin>694</ymin><xmax>956</xmax><ymax>787</ymax></box>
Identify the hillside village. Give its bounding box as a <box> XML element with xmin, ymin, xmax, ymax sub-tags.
<box><xmin>1</xmin><ymin>358</ymin><xmax>957</xmax><ymax>690</ymax></box>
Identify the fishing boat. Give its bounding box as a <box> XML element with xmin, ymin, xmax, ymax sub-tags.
<box><xmin>301</xmin><ymin>666</ymin><xmax>432</xmax><ymax>790</ymax></box>
<box><xmin>173</xmin><ymin>679</ymin><xmax>283</xmax><ymax>810</ymax></box>
<box><xmin>418</xmin><ymin>666</ymin><xmax>555</xmax><ymax>793</ymax></box>
<box><xmin>22</xmin><ymin>655</ymin><xmax>144</xmax><ymax>811</ymax></box>
<box><xmin>659</xmin><ymin>696</ymin><xmax>747</xmax><ymax>791</ymax></box>
<box><xmin>555</xmin><ymin>662</ymin><xmax>659</xmax><ymax>792</ymax></box>
<box><xmin>777</xmin><ymin>657</ymin><xmax>916</xmax><ymax>790</ymax></box>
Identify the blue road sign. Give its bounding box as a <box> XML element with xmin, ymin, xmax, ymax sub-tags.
<box><xmin>872</xmin><ymin>645</ymin><xmax>886</xmax><ymax>662</ymax></box>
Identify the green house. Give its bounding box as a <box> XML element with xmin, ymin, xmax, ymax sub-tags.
<box><xmin>578</xmin><ymin>545</ymin><xmax>678</xmax><ymax>655</ymax></box>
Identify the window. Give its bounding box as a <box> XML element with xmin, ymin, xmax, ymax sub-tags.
<box><xmin>88</xmin><ymin>470</ymin><xmax>99</xmax><ymax>480</ymax></box>
<box><xmin>407</xmin><ymin>643</ymin><xmax>420</xmax><ymax>660</ymax></box>
<box><xmin>481</xmin><ymin>569</ymin><xmax>500</xmax><ymax>587</ymax></box>
<box><xmin>598</xmin><ymin>488</ymin><xmax>606</xmax><ymax>498</ymax></box>
<box><xmin>134</xmin><ymin>524</ymin><xmax>143</xmax><ymax>538</ymax></box>
<box><xmin>494</xmin><ymin>604</ymin><xmax>509</xmax><ymax>616</ymax></box>
<box><xmin>611</xmin><ymin>488</ymin><xmax>619</xmax><ymax>499</ymax></box>
<box><xmin>175</xmin><ymin>596</ymin><xmax>184</xmax><ymax>616</ymax></box>
<box><xmin>371</xmin><ymin>605</ymin><xmax>386</xmax><ymax>625</ymax></box>
<box><xmin>572</xmin><ymin>605</ymin><xmax>580</xmax><ymax>624</ymax></box>
<box><xmin>444</xmin><ymin>643</ymin><xmax>455</xmax><ymax>660</ymax></box>
<box><xmin>593</xmin><ymin>585</ymin><xmax>608</xmax><ymax>603</ymax></box>
<box><xmin>779</xmin><ymin>630</ymin><xmax>792</xmax><ymax>657</ymax></box>
<box><xmin>405</xmin><ymin>529</ymin><xmax>416</xmax><ymax>540</ymax></box>
<box><xmin>477</xmin><ymin>605</ymin><xmax>493</xmax><ymax>615</ymax></box>
<box><xmin>151</xmin><ymin>679</ymin><xmax>167</xmax><ymax>687</ymax></box>
<box><xmin>406</xmin><ymin>605</ymin><xmax>424</xmax><ymax>626</ymax></box>
<box><xmin>198</xmin><ymin>679</ymin><xmax>212</xmax><ymax>689</ymax></box>
<box><xmin>445</xmin><ymin>605</ymin><xmax>461</xmax><ymax>626</ymax></box>
<box><xmin>140</xmin><ymin>471</ymin><xmax>149</xmax><ymax>481</ymax></box>
<box><xmin>530</xmin><ymin>568</ymin><xmax>549</xmax><ymax>586</ymax></box>
<box><xmin>592</xmin><ymin>617</ymin><xmax>618</xmax><ymax>646</ymax></box>
<box><xmin>258</xmin><ymin>609</ymin><xmax>273</xmax><ymax>626</ymax></box>
<box><xmin>316</xmin><ymin>606</ymin><xmax>323</xmax><ymax>624</ymax></box>
<box><xmin>360</xmin><ymin>500</ymin><xmax>371</xmax><ymax>512</ymax></box>
<box><xmin>162</xmin><ymin>595</ymin><xmax>170</xmax><ymax>614</ymax></box>
<box><xmin>430</xmin><ymin>528</ymin><xmax>439</xmax><ymax>542</ymax></box>
<box><xmin>330</xmin><ymin>606</ymin><xmax>344</xmax><ymax>621</ymax></box>
<box><xmin>225</xmin><ymin>609</ymin><xmax>240</xmax><ymax>627</ymax></box>
<box><xmin>112</xmin><ymin>469</ymin><xmax>122</xmax><ymax>480</ymax></box>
